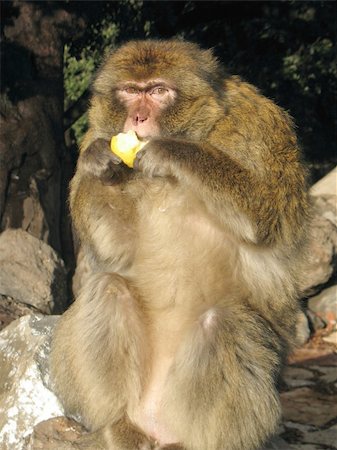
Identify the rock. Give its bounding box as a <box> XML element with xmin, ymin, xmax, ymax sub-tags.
<box><xmin>25</xmin><ymin>417</ymin><xmax>88</xmax><ymax>450</ymax></box>
<box><xmin>301</xmin><ymin>216</ymin><xmax>337</xmax><ymax>295</ymax></box>
<box><xmin>311</xmin><ymin>166</ymin><xmax>336</xmax><ymax>199</ymax></box>
<box><xmin>310</xmin><ymin>365</ymin><xmax>337</xmax><ymax>384</ymax></box>
<box><xmin>306</xmin><ymin>309</ymin><xmax>326</xmax><ymax>333</ymax></box>
<box><xmin>301</xmin><ymin>423</ymin><xmax>337</xmax><ymax>448</ymax></box>
<box><xmin>313</xmin><ymin>195</ymin><xmax>337</xmax><ymax>228</ymax></box>
<box><xmin>280</xmin><ymin>387</ymin><xmax>337</xmax><ymax>427</ymax></box>
<box><xmin>288</xmin><ymin>345</ymin><xmax>337</xmax><ymax>366</ymax></box>
<box><xmin>0</xmin><ymin>294</ymin><xmax>37</xmax><ymax>331</ymax></box>
<box><xmin>0</xmin><ymin>314</ymin><xmax>64</xmax><ymax>450</ymax></box>
<box><xmin>290</xmin><ymin>445</ymin><xmax>330</xmax><ymax>449</ymax></box>
<box><xmin>285</xmin><ymin>421</ymin><xmax>337</xmax><ymax>449</ymax></box>
<box><xmin>322</xmin><ymin>330</ymin><xmax>337</xmax><ymax>346</ymax></box>
<box><xmin>301</xmin><ymin>169</ymin><xmax>337</xmax><ymax>295</ymax></box>
<box><xmin>282</xmin><ymin>367</ymin><xmax>315</xmax><ymax>389</ymax></box>
<box><xmin>308</xmin><ymin>285</ymin><xmax>337</xmax><ymax>325</ymax></box>
<box><xmin>0</xmin><ymin>229</ymin><xmax>67</xmax><ymax>313</ymax></box>
<box><xmin>262</xmin><ymin>436</ymin><xmax>290</xmax><ymax>449</ymax></box>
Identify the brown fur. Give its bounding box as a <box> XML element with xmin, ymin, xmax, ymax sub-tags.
<box><xmin>50</xmin><ymin>40</ymin><xmax>310</xmax><ymax>450</ymax></box>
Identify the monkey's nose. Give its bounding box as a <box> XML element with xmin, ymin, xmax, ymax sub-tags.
<box><xmin>136</xmin><ymin>114</ymin><xmax>148</xmax><ymax>123</ymax></box>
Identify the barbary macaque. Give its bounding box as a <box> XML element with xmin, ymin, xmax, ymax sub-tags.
<box><xmin>50</xmin><ymin>40</ymin><xmax>310</xmax><ymax>450</ymax></box>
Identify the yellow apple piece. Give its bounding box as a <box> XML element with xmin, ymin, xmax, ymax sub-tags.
<box><xmin>110</xmin><ymin>130</ymin><xmax>147</xmax><ymax>168</ymax></box>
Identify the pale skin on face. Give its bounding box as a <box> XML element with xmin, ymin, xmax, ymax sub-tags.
<box><xmin>116</xmin><ymin>79</ymin><xmax>176</xmax><ymax>138</ymax></box>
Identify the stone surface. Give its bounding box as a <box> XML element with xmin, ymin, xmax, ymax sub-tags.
<box><xmin>308</xmin><ymin>285</ymin><xmax>337</xmax><ymax>325</ymax></box>
<box><xmin>0</xmin><ymin>294</ymin><xmax>37</xmax><ymax>331</ymax></box>
<box><xmin>25</xmin><ymin>417</ymin><xmax>88</xmax><ymax>450</ymax></box>
<box><xmin>323</xmin><ymin>330</ymin><xmax>337</xmax><ymax>346</ymax></box>
<box><xmin>285</xmin><ymin>421</ymin><xmax>337</xmax><ymax>449</ymax></box>
<box><xmin>302</xmin><ymin>424</ymin><xmax>337</xmax><ymax>447</ymax></box>
<box><xmin>282</xmin><ymin>367</ymin><xmax>315</xmax><ymax>388</ymax></box>
<box><xmin>262</xmin><ymin>436</ymin><xmax>290</xmax><ymax>449</ymax></box>
<box><xmin>302</xmin><ymin>215</ymin><xmax>337</xmax><ymax>295</ymax></box>
<box><xmin>313</xmin><ymin>194</ymin><xmax>337</xmax><ymax>227</ymax></box>
<box><xmin>306</xmin><ymin>309</ymin><xmax>326</xmax><ymax>333</ymax></box>
<box><xmin>310</xmin><ymin>365</ymin><xmax>337</xmax><ymax>384</ymax></box>
<box><xmin>0</xmin><ymin>229</ymin><xmax>67</xmax><ymax>313</ymax></box>
<box><xmin>290</xmin><ymin>446</ymin><xmax>330</xmax><ymax>449</ymax></box>
<box><xmin>0</xmin><ymin>314</ymin><xmax>63</xmax><ymax>450</ymax></box>
<box><xmin>311</xmin><ymin>166</ymin><xmax>336</xmax><ymax>198</ymax></box>
<box><xmin>288</xmin><ymin>341</ymin><xmax>337</xmax><ymax>366</ymax></box>
<box><xmin>280</xmin><ymin>387</ymin><xmax>337</xmax><ymax>427</ymax></box>
<box><xmin>300</xmin><ymin>169</ymin><xmax>337</xmax><ymax>295</ymax></box>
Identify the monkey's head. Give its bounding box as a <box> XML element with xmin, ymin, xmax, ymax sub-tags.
<box><xmin>90</xmin><ymin>40</ymin><xmax>226</xmax><ymax>140</ymax></box>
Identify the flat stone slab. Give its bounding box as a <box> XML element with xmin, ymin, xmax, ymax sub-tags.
<box><xmin>281</xmin><ymin>387</ymin><xmax>337</xmax><ymax>427</ymax></box>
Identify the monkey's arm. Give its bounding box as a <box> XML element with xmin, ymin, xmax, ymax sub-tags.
<box><xmin>135</xmin><ymin>136</ymin><xmax>309</xmax><ymax>246</ymax></box>
<box><xmin>69</xmin><ymin>136</ymin><xmax>138</xmax><ymax>270</ymax></box>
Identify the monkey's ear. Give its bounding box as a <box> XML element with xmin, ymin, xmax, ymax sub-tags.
<box><xmin>90</xmin><ymin>46</ymin><xmax>121</xmax><ymax>96</ymax></box>
<box><xmin>91</xmin><ymin>64</ymin><xmax>116</xmax><ymax>97</ymax></box>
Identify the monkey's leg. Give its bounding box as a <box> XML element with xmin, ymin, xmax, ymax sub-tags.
<box><xmin>50</xmin><ymin>273</ymin><xmax>152</xmax><ymax>448</ymax></box>
<box><xmin>102</xmin><ymin>416</ymin><xmax>158</xmax><ymax>450</ymax></box>
<box><xmin>163</xmin><ymin>305</ymin><xmax>284</xmax><ymax>450</ymax></box>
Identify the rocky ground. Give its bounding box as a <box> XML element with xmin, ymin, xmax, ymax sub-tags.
<box><xmin>277</xmin><ymin>333</ymin><xmax>337</xmax><ymax>449</ymax></box>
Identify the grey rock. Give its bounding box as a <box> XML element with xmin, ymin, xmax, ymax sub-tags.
<box><xmin>308</xmin><ymin>285</ymin><xmax>337</xmax><ymax>323</ymax></box>
<box><xmin>311</xmin><ymin>166</ymin><xmax>336</xmax><ymax>199</ymax></box>
<box><xmin>0</xmin><ymin>294</ymin><xmax>37</xmax><ymax>331</ymax></box>
<box><xmin>262</xmin><ymin>436</ymin><xmax>290</xmax><ymax>449</ymax></box>
<box><xmin>0</xmin><ymin>314</ymin><xmax>63</xmax><ymax>450</ymax></box>
<box><xmin>306</xmin><ymin>309</ymin><xmax>326</xmax><ymax>332</ymax></box>
<box><xmin>301</xmin><ymin>167</ymin><xmax>337</xmax><ymax>295</ymax></box>
<box><xmin>310</xmin><ymin>365</ymin><xmax>337</xmax><ymax>384</ymax></box>
<box><xmin>282</xmin><ymin>366</ymin><xmax>315</xmax><ymax>389</ymax></box>
<box><xmin>289</xmin><ymin>445</ymin><xmax>327</xmax><ymax>449</ymax></box>
<box><xmin>0</xmin><ymin>229</ymin><xmax>67</xmax><ymax>313</ymax></box>
<box><xmin>285</xmin><ymin>422</ymin><xmax>337</xmax><ymax>450</ymax></box>
<box><xmin>323</xmin><ymin>330</ymin><xmax>337</xmax><ymax>346</ymax></box>
<box><xmin>302</xmin><ymin>215</ymin><xmax>337</xmax><ymax>295</ymax></box>
<box><xmin>280</xmin><ymin>387</ymin><xmax>337</xmax><ymax>427</ymax></box>
<box><xmin>313</xmin><ymin>194</ymin><xmax>337</xmax><ymax>228</ymax></box>
<box><xmin>25</xmin><ymin>417</ymin><xmax>87</xmax><ymax>450</ymax></box>
<box><xmin>302</xmin><ymin>424</ymin><xmax>337</xmax><ymax>448</ymax></box>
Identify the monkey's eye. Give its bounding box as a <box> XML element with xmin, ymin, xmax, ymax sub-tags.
<box><xmin>124</xmin><ymin>87</ymin><xmax>139</xmax><ymax>95</ymax></box>
<box><xmin>150</xmin><ymin>87</ymin><xmax>168</xmax><ymax>96</ymax></box>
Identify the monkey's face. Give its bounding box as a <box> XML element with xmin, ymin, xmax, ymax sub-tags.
<box><xmin>92</xmin><ymin>40</ymin><xmax>225</xmax><ymax>140</ymax></box>
<box><xmin>115</xmin><ymin>79</ymin><xmax>177</xmax><ymax>139</ymax></box>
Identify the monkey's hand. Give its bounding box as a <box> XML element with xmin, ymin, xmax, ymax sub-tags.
<box><xmin>134</xmin><ymin>139</ymin><xmax>175</xmax><ymax>178</ymax></box>
<box><xmin>79</xmin><ymin>138</ymin><xmax>129</xmax><ymax>185</ymax></box>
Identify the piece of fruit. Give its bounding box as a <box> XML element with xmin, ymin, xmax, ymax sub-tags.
<box><xmin>110</xmin><ymin>130</ymin><xmax>147</xmax><ymax>168</ymax></box>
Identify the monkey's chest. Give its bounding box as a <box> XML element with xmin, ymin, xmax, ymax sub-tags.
<box><xmin>133</xmin><ymin>191</ymin><xmax>234</xmax><ymax>305</ymax></box>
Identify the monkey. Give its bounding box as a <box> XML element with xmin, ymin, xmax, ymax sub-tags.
<box><xmin>50</xmin><ymin>39</ymin><xmax>310</xmax><ymax>450</ymax></box>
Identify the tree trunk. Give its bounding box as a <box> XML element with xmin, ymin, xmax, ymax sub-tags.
<box><xmin>0</xmin><ymin>1</ymin><xmax>84</xmax><ymax>268</ymax></box>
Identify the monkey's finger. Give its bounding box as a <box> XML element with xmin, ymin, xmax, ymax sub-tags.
<box><xmin>110</xmin><ymin>152</ymin><xmax>123</xmax><ymax>165</ymax></box>
<box><xmin>133</xmin><ymin>149</ymin><xmax>146</xmax><ymax>171</ymax></box>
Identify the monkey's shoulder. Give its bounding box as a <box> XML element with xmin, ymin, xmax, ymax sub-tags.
<box><xmin>224</xmin><ymin>75</ymin><xmax>292</xmax><ymax>123</ymax></box>
<box><xmin>220</xmin><ymin>76</ymin><xmax>296</xmax><ymax>146</ymax></box>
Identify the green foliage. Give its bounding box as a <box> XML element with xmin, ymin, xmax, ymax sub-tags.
<box><xmin>283</xmin><ymin>38</ymin><xmax>335</xmax><ymax>93</ymax></box>
<box><xmin>64</xmin><ymin>20</ymin><xmax>120</xmax><ymax>141</ymax></box>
